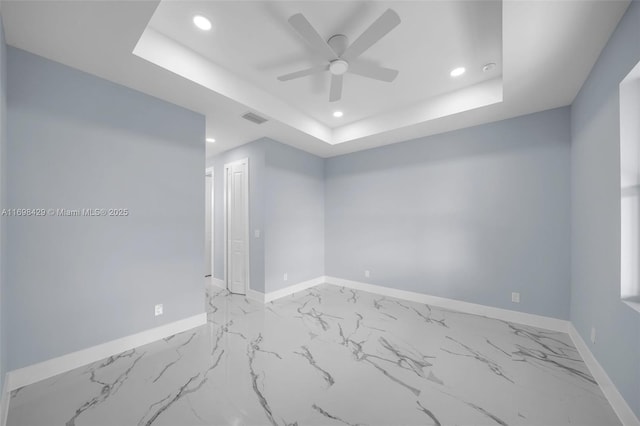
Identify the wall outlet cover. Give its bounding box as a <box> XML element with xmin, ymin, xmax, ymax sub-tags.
<box><xmin>155</xmin><ymin>304</ymin><xmax>163</xmax><ymax>316</ymax></box>
<box><xmin>590</xmin><ymin>327</ymin><xmax>596</xmax><ymax>344</ymax></box>
<box><xmin>365</xmin><ymin>270</ymin><xmax>370</xmax><ymax>278</ymax></box>
<box><xmin>284</xmin><ymin>273</ymin><xmax>288</xmax><ymax>281</ymax></box>
<box><xmin>511</xmin><ymin>292</ymin><xmax>520</xmax><ymax>303</ymax></box>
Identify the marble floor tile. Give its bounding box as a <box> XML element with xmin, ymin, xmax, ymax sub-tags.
<box><xmin>7</xmin><ymin>283</ymin><xmax>621</xmax><ymax>426</ymax></box>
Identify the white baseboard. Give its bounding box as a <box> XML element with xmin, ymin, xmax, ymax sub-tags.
<box><xmin>209</xmin><ymin>277</ymin><xmax>225</xmax><ymax>289</ymax></box>
<box><xmin>1</xmin><ymin>373</ymin><xmax>11</xmax><ymax>426</ymax></box>
<box><xmin>246</xmin><ymin>288</ymin><xmax>265</xmax><ymax>303</ymax></box>
<box><xmin>6</xmin><ymin>312</ymin><xmax>207</xmax><ymax>391</ymax></box>
<box><xmin>264</xmin><ymin>276</ymin><xmax>327</xmax><ymax>303</ymax></box>
<box><xmin>324</xmin><ymin>276</ymin><xmax>569</xmax><ymax>332</ymax></box>
<box><xmin>568</xmin><ymin>324</ymin><xmax>640</xmax><ymax>426</ymax></box>
<box><xmin>244</xmin><ymin>276</ymin><xmax>326</xmax><ymax>304</ymax></box>
<box><xmin>208</xmin><ymin>277</ymin><xmax>262</xmax><ymax>302</ymax></box>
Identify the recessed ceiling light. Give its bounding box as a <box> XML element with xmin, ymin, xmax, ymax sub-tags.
<box><xmin>450</xmin><ymin>67</ymin><xmax>466</xmax><ymax>77</ymax></box>
<box><xmin>193</xmin><ymin>15</ymin><xmax>212</xmax><ymax>31</ymax></box>
<box><xmin>206</xmin><ymin>138</ymin><xmax>216</xmax><ymax>143</ymax></box>
<box><xmin>482</xmin><ymin>62</ymin><xmax>496</xmax><ymax>72</ymax></box>
<box><xmin>333</xmin><ymin>111</ymin><xmax>344</xmax><ymax>118</ymax></box>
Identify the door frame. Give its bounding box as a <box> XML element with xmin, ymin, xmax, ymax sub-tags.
<box><xmin>205</xmin><ymin>167</ymin><xmax>214</xmax><ymax>279</ymax></box>
<box><xmin>223</xmin><ymin>158</ymin><xmax>249</xmax><ymax>294</ymax></box>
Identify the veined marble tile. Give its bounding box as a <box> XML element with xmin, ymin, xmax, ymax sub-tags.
<box><xmin>7</xmin><ymin>283</ymin><xmax>621</xmax><ymax>426</ymax></box>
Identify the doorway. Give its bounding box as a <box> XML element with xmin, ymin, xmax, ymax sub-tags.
<box><xmin>205</xmin><ymin>168</ymin><xmax>214</xmax><ymax>278</ymax></box>
<box><xmin>224</xmin><ymin>158</ymin><xmax>249</xmax><ymax>295</ymax></box>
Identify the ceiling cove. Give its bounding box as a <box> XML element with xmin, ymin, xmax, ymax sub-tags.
<box><xmin>134</xmin><ymin>1</ymin><xmax>504</xmax><ymax>146</ymax></box>
<box><xmin>2</xmin><ymin>0</ymin><xmax>629</xmax><ymax>157</ymax></box>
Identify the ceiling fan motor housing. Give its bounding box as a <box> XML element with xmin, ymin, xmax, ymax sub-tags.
<box><xmin>328</xmin><ymin>34</ymin><xmax>349</xmax><ymax>56</ymax></box>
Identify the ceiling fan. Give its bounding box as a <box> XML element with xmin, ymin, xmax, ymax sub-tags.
<box><xmin>278</xmin><ymin>9</ymin><xmax>401</xmax><ymax>102</ymax></box>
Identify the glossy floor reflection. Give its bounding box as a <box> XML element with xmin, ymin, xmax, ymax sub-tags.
<box><xmin>7</xmin><ymin>283</ymin><xmax>620</xmax><ymax>425</ymax></box>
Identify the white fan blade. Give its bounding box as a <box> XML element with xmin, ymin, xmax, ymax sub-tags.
<box><xmin>278</xmin><ymin>65</ymin><xmax>329</xmax><ymax>81</ymax></box>
<box><xmin>289</xmin><ymin>14</ymin><xmax>338</xmax><ymax>61</ymax></box>
<box><xmin>342</xmin><ymin>9</ymin><xmax>400</xmax><ymax>61</ymax></box>
<box><xmin>348</xmin><ymin>62</ymin><xmax>398</xmax><ymax>82</ymax></box>
<box><xmin>329</xmin><ymin>74</ymin><xmax>343</xmax><ymax>102</ymax></box>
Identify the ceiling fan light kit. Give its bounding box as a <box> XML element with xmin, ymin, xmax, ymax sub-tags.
<box><xmin>278</xmin><ymin>9</ymin><xmax>401</xmax><ymax>102</ymax></box>
<box><xmin>329</xmin><ymin>59</ymin><xmax>349</xmax><ymax>75</ymax></box>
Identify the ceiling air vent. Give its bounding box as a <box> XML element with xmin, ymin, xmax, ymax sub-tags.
<box><xmin>242</xmin><ymin>112</ymin><xmax>268</xmax><ymax>125</ymax></box>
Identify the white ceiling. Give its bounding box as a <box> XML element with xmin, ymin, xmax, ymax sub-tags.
<box><xmin>148</xmin><ymin>1</ymin><xmax>502</xmax><ymax>127</ymax></box>
<box><xmin>1</xmin><ymin>0</ymin><xmax>630</xmax><ymax>158</ymax></box>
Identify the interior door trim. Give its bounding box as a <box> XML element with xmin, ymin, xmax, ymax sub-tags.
<box><xmin>205</xmin><ymin>167</ymin><xmax>214</xmax><ymax>279</ymax></box>
<box><xmin>223</xmin><ymin>158</ymin><xmax>249</xmax><ymax>295</ymax></box>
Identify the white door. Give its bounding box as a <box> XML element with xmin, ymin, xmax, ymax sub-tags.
<box><xmin>205</xmin><ymin>169</ymin><xmax>213</xmax><ymax>277</ymax></box>
<box><xmin>225</xmin><ymin>159</ymin><xmax>249</xmax><ymax>295</ymax></box>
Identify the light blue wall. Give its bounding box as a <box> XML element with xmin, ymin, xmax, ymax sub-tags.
<box><xmin>6</xmin><ymin>48</ymin><xmax>206</xmax><ymax>370</ymax></box>
<box><xmin>263</xmin><ymin>139</ymin><xmax>324</xmax><ymax>293</ymax></box>
<box><xmin>208</xmin><ymin>138</ymin><xmax>325</xmax><ymax>294</ymax></box>
<box><xmin>208</xmin><ymin>140</ymin><xmax>266</xmax><ymax>292</ymax></box>
<box><xmin>570</xmin><ymin>0</ymin><xmax>640</xmax><ymax>417</ymax></box>
<box><xmin>0</xmin><ymin>16</ymin><xmax>7</xmax><ymax>390</ymax></box>
<box><xmin>326</xmin><ymin>107</ymin><xmax>572</xmax><ymax>319</ymax></box>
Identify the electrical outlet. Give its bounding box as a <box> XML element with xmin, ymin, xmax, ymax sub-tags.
<box><xmin>591</xmin><ymin>327</ymin><xmax>596</xmax><ymax>344</ymax></box>
<box><xmin>155</xmin><ymin>304</ymin><xmax>163</xmax><ymax>316</ymax></box>
<box><xmin>284</xmin><ymin>273</ymin><xmax>288</xmax><ymax>281</ymax></box>
<box><xmin>364</xmin><ymin>270</ymin><xmax>370</xmax><ymax>278</ymax></box>
<box><xmin>254</xmin><ymin>229</ymin><xmax>260</xmax><ymax>238</ymax></box>
<box><xmin>511</xmin><ymin>292</ymin><xmax>520</xmax><ymax>303</ymax></box>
